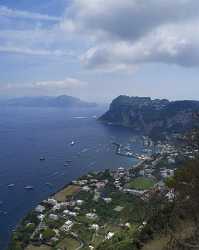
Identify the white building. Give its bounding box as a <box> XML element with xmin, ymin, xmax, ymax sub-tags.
<box><xmin>86</xmin><ymin>213</ymin><xmax>98</xmax><ymax>220</ymax></box>
<box><xmin>35</xmin><ymin>205</ymin><xmax>45</xmax><ymax>213</ymax></box>
<box><xmin>49</xmin><ymin>214</ymin><xmax>59</xmax><ymax>221</ymax></box>
<box><xmin>103</xmin><ymin>198</ymin><xmax>112</xmax><ymax>203</ymax></box>
<box><xmin>82</xmin><ymin>186</ymin><xmax>90</xmax><ymax>192</ymax></box>
<box><xmin>61</xmin><ymin>220</ymin><xmax>73</xmax><ymax>232</ymax></box>
<box><xmin>37</xmin><ymin>214</ymin><xmax>45</xmax><ymax>221</ymax></box>
<box><xmin>90</xmin><ymin>224</ymin><xmax>99</xmax><ymax>231</ymax></box>
<box><xmin>105</xmin><ymin>232</ymin><xmax>115</xmax><ymax>240</ymax></box>
<box><xmin>76</xmin><ymin>200</ymin><xmax>84</xmax><ymax>206</ymax></box>
<box><xmin>47</xmin><ymin>198</ymin><xmax>57</xmax><ymax>206</ymax></box>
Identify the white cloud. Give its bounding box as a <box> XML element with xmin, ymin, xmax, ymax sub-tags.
<box><xmin>1</xmin><ymin>1</ymin><xmax>199</xmax><ymax>71</ymax></box>
<box><xmin>0</xmin><ymin>5</ymin><xmax>61</xmax><ymax>21</ymax></box>
<box><xmin>0</xmin><ymin>45</ymin><xmax>68</xmax><ymax>56</ymax></box>
<box><xmin>63</xmin><ymin>0</ymin><xmax>199</xmax><ymax>40</ymax></box>
<box><xmin>81</xmin><ymin>21</ymin><xmax>199</xmax><ymax>70</ymax></box>
<box><xmin>34</xmin><ymin>77</ymin><xmax>87</xmax><ymax>88</ymax></box>
<box><xmin>1</xmin><ymin>77</ymin><xmax>87</xmax><ymax>92</ymax></box>
<box><xmin>61</xmin><ymin>0</ymin><xmax>199</xmax><ymax>70</ymax></box>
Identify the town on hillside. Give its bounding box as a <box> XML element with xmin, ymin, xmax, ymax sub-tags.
<box><xmin>9</xmin><ymin>133</ymin><xmax>199</xmax><ymax>250</ymax></box>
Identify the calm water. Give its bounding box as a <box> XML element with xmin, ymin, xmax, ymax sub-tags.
<box><xmin>0</xmin><ymin>106</ymin><xmax>143</xmax><ymax>249</ymax></box>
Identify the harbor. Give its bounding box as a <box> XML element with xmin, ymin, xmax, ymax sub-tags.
<box><xmin>113</xmin><ymin>142</ymin><xmax>152</xmax><ymax>160</ymax></box>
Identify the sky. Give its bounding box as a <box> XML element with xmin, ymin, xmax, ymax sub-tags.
<box><xmin>0</xmin><ymin>0</ymin><xmax>199</xmax><ymax>103</ymax></box>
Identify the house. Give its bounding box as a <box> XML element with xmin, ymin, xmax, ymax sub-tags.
<box><xmin>114</xmin><ymin>206</ymin><xmax>124</xmax><ymax>212</ymax></box>
<box><xmin>103</xmin><ymin>198</ymin><xmax>112</xmax><ymax>203</ymax></box>
<box><xmin>90</xmin><ymin>224</ymin><xmax>99</xmax><ymax>231</ymax></box>
<box><xmin>118</xmin><ymin>167</ymin><xmax>125</xmax><ymax>172</ymax></box>
<box><xmin>168</xmin><ymin>158</ymin><xmax>176</xmax><ymax>164</ymax></box>
<box><xmin>68</xmin><ymin>201</ymin><xmax>76</xmax><ymax>207</ymax></box>
<box><xmin>60</xmin><ymin>202</ymin><xmax>69</xmax><ymax>209</ymax></box>
<box><xmin>86</xmin><ymin>213</ymin><xmax>98</xmax><ymax>220</ymax></box>
<box><xmin>166</xmin><ymin>190</ymin><xmax>175</xmax><ymax>202</ymax></box>
<box><xmin>61</xmin><ymin>220</ymin><xmax>73</xmax><ymax>232</ymax></box>
<box><xmin>105</xmin><ymin>232</ymin><xmax>115</xmax><ymax>240</ymax></box>
<box><xmin>35</xmin><ymin>205</ymin><xmax>45</xmax><ymax>213</ymax></box>
<box><xmin>52</xmin><ymin>204</ymin><xmax>61</xmax><ymax>211</ymax></box>
<box><xmin>63</xmin><ymin>209</ymin><xmax>71</xmax><ymax>216</ymax></box>
<box><xmin>125</xmin><ymin>222</ymin><xmax>131</xmax><ymax>229</ymax></box>
<box><xmin>47</xmin><ymin>198</ymin><xmax>57</xmax><ymax>206</ymax></box>
<box><xmin>74</xmin><ymin>206</ymin><xmax>81</xmax><ymax>211</ymax></box>
<box><xmin>78</xmin><ymin>180</ymin><xmax>88</xmax><ymax>185</ymax></box>
<box><xmin>49</xmin><ymin>214</ymin><xmax>59</xmax><ymax>221</ymax></box>
<box><xmin>96</xmin><ymin>182</ymin><xmax>106</xmax><ymax>189</ymax></box>
<box><xmin>139</xmin><ymin>170</ymin><xmax>145</xmax><ymax>176</ymax></box>
<box><xmin>82</xmin><ymin>186</ymin><xmax>91</xmax><ymax>192</ymax></box>
<box><xmin>37</xmin><ymin>214</ymin><xmax>45</xmax><ymax>221</ymax></box>
<box><xmin>160</xmin><ymin>169</ymin><xmax>174</xmax><ymax>178</ymax></box>
<box><xmin>68</xmin><ymin>211</ymin><xmax>77</xmax><ymax>217</ymax></box>
<box><xmin>51</xmin><ymin>237</ymin><xmax>59</xmax><ymax>243</ymax></box>
<box><xmin>76</xmin><ymin>200</ymin><xmax>84</xmax><ymax>206</ymax></box>
<box><xmin>63</xmin><ymin>209</ymin><xmax>77</xmax><ymax>217</ymax></box>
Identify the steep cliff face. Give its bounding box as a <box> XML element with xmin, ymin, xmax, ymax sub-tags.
<box><xmin>100</xmin><ymin>95</ymin><xmax>199</xmax><ymax>136</ymax></box>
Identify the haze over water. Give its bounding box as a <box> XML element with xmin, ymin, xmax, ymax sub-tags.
<box><xmin>0</xmin><ymin>106</ymin><xmax>143</xmax><ymax>249</ymax></box>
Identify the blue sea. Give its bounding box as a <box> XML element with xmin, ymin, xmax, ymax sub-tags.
<box><xmin>0</xmin><ymin>106</ymin><xmax>143</xmax><ymax>249</ymax></box>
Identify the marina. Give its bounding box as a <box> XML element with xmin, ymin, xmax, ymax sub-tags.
<box><xmin>113</xmin><ymin>142</ymin><xmax>151</xmax><ymax>160</ymax></box>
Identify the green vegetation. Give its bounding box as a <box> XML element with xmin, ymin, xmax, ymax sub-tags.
<box><xmin>42</xmin><ymin>229</ymin><xmax>55</xmax><ymax>241</ymax></box>
<box><xmin>127</xmin><ymin>177</ymin><xmax>155</xmax><ymax>190</ymax></box>
<box><xmin>138</xmin><ymin>159</ymin><xmax>199</xmax><ymax>250</ymax></box>
<box><xmin>55</xmin><ymin>236</ymin><xmax>80</xmax><ymax>250</ymax></box>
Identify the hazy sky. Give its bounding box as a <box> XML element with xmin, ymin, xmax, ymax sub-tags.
<box><xmin>0</xmin><ymin>0</ymin><xmax>199</xmax><ymax>103</ymax></box>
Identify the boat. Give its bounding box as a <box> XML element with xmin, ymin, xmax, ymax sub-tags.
<box><xmin>24</xmin><ymin>185</ymin><xmax>34</xmax><ymax>190</ymax></box>
<box><xmin>70</xmin><ymin>141</ymin><xmax>75</xmax><ymax>146</ymax></box>
<box><xmin>40</xmin><ymin>156</ymin><xmax>45</xmax><ymax>161</ymax></box>
<box><xmin>64</xmin><ymin>163</ymin><xmax>71</xmax><ymax>167</ymax></box>
<box><xmin>8</xmin><ymin>184</ymin><xmax>15</xmax><ymax>188</ymax></box>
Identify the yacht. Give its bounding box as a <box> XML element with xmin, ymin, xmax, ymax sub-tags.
<box><xmin>8</xmin><ymin>184</ymin><xmax>15</xmax><ymax>188</ymax></box>
<box><xmin>24</xmin><ymin>186</ymin><xmax>34</xmax><ymax>190</ymax></box>
<box><xmin>70</xmin><ymin>141</ymin><xmax>75</xmax><ymax>146</ymax></box>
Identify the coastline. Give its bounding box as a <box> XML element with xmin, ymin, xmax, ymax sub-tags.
<box><xmin>8</xmin><ymin>159</ymin><xmax>143</xmax><ymax>250</ymax></box>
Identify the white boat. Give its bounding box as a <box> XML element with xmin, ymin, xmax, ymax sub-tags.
<box><xmin>24</xmin><ymin>185</ymin><xmax>34</xmax><ymax>190</ymax></box>
<box><xmin>70</xmin><ymin>141</ymin><xmax>75</xmax><ymax>146</ymax></box>
<box><xmin>8</xmin><ymin>184</ymin><xmax>15</xmax><ymax>188</ymax></box>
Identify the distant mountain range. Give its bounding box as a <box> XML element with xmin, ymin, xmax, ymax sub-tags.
<box><xmin>100</xmin><ymin>95</ymin><xmax>199</xmax><ymax>138</ymax></box>
<box><xmin>0</xmin><ymin>95</ymin><xmax>97</xmax><ymax>108</ymax></box>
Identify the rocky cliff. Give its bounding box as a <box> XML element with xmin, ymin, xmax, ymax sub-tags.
<box><xmin>100</xmin><ymin>95</ymin><xmax>199</xmax><ymax>137</ymax></box>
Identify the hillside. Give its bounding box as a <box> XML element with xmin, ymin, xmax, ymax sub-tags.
<box><xmin>96</xmin><ymin>158</ymin><xmax>199</xmax><ymax>250</ymax></box>
<box><xmin>8</xmin><ymin>128</ymin><xmax>199</xmax><ymax>250</ymax></box>
<box><xmin>0</xmin><ymin>95</ymin><xmax>97</xmax><ymax>108</ymax></box>
<box><xmin>100</xmin><ymin>95</ymin><xmax>199</xmax><ymax>138</ymax></box>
